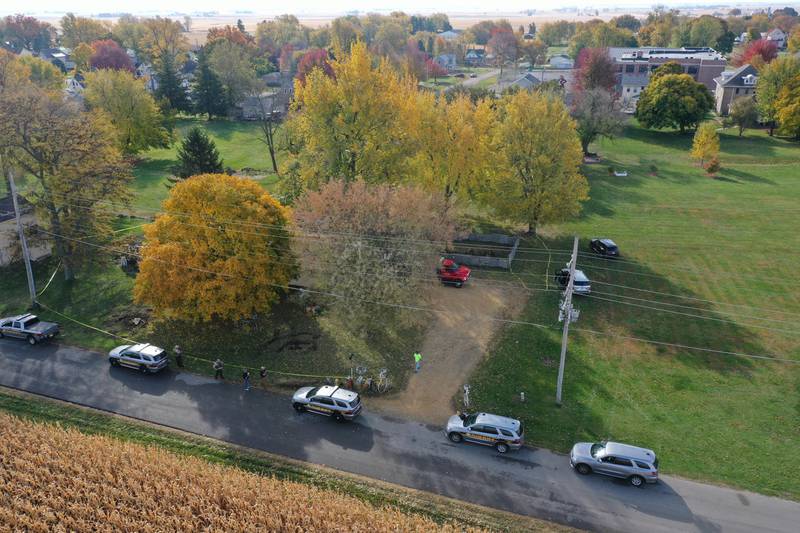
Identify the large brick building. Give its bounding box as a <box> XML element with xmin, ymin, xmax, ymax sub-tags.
<box><xmin>608</xmin><ymin>47</ymin><xmax>726</xmax><ymax>107</ymax></box>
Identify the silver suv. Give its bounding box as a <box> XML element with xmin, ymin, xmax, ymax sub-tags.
<box><xmin>445</xmin><ymin>412</ymin><xmax>524</xmax><ymax>453</ymax></box>
<box><xmin>292</xmin><ymin>385</ymin><xmax>362</xmax><ymax>421</ymax></box>
<box><xmin>570</xmin><ymin>441</ymin><xmax>659</xmax><ymax>487</ymax></box>
<box><xmin>108</xmin><ymin>343</ymin><xmax>168</xmax><ymax>373</ymax></box>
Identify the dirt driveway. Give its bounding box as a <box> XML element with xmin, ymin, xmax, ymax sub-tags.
<box><xmin>371</xmin><ymin>282</ymin><xmax>526</xmax><ymax>424</ymax></box>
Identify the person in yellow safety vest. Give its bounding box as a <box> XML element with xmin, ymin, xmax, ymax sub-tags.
<box><xmin>414</xmin><ymin>351</ymin><xmax>422</xmax><ymax>373</ymax></box>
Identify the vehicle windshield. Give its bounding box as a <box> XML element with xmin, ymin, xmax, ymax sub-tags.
<box><xmin>653</xmin><ymin>457</ymin><xmax>659</xmax><ymax>469</ymax></box>
<box><xmin>349</xmin><ymin>396</ymin><xmax>361</xmax><ymax>408</ymax></box>
<box><xmin>607</xmin><ymin>245</ymin><xmax>618</xmax><ymax>251</ymax></box>
<box><xmin>590</xmin><ymin>442</ymin><xmax>606</xmax><ymax>458</ymax></box>
<box><xmin>306</xmin><ymin>387</ymin><xmax>319</xmax><ymax>398</ymax></box>
<box><xmin>574</xmin><ymin>280</ymin><xmax>590</xmax><ymax>286</ymax></box>
<box><xmin>463</xmin><ymin>414</ymin><xmax>477</xmax><ymax>427</ymax></box>
<box><xmin>517</xmin><ymin>422</ymin><xmax>524</xmax><ymax>436</ymax></box>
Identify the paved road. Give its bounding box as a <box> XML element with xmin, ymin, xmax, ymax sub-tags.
<box><xmin>2</xmin><ymin>340</ymin><xmax>799</xmax><ymax>532</ymax></box>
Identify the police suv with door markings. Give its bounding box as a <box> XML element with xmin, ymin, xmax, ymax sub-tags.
<box><xmin>108</xmin><ymin>343</ymin><xmax>169</xmax><ymax>373</ymax></box>
<box><xmin>445</xmin><ymin>412</ymin><xmax>524</xmax><ymax>453</ymax></box>
<box><xmin>292</xmin><ymin>385</ymin><xmax>362</xmax><ymax>421</ymax></box>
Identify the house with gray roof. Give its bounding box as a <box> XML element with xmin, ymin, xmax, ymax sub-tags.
<box><xmin>714</xmin><ymin>64</ymin><xmax>758</xmax><ymax>115</ymax></box>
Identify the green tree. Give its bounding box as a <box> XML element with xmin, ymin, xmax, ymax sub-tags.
<box><xmin>208</xmin><ymin>40</ymin><xmax>259</xmax><ymax>106</ymax></box>
<box><xmin>71</xmin><ymin>42</ymin><xmax>93</xmax><ymax>73</ymax></box>
<box><xmin>776</xmin><ymin>74</ymin><xmax>800</xmax><ymax>139</ymax></box>
<box><xmin>192</xmin><ymin>50</ymin><xmax>228</xmax><ymax>118</ymax></box>
<box><xmin>571</xmin><ymin>88</ymin><xmax>626</xmax><ymax>155</ymax></box>
<box><xmin>59</xmin><ymin>13</ymin><xmax>110</xmax><ymax>47</ymax></box>
<box><xmin>155</xmin><ymin>52</ymin><xmax>190</xmax><ymax>113</ymax></box>
<box><xmin>18</xmin><ymin>56</ymin><xmax>63</xmax><ymax>89</ymax></box>
<box><xmin>651</xmin><ymin>61</ymin><xmax>683</xmax><ymax>80</ymax></box>
<box><xmin>135</xmin><ymin>174</ymin><xmax>295</xmax><ymax>322</ymax></box>
<box><xmin>84</xmin><ymin>69</ymin><xmax>169</xmax><ymax>155</ymax></box>
<box><xmin>0</xmin><ymin>87</ymin><xmax>131</xmax><ymax>280</ymax></box>
<box><xmin>691</xmin><ymin>122</ymin><xmax>720</xmax><ymax>167</ymax></box>
<box><xmin>635</xmin><ymin>74</ymin><xmax>714</xmax><ymax>132</ymax></box>
<box><xmin>756</xmin><ymin>56</ymin><xmax>800</xmax><ymax>136</ymax></box>
<box><xmin>173</xmin><ymin>127</ymin><xmax>224</xmax><ymax>179</ymax></box>
<box><xmin>488</xmin><ymin>90</ymin><xmax>588</xmax><ymax>235</ymax></box>
<box><xmin>726</xmin><ymin>97</ymin><xmax>759</xmax><ymax>136</ymax></box>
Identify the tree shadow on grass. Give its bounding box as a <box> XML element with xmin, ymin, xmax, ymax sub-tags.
<box><xmin>719</xmin><ymin>168</ymin><xmax>776</xmax><ymax>185</ymax></box>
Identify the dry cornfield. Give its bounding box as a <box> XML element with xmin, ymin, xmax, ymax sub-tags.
<box><xmin>0</xmin><ymin>413</ymin><xmax>480</xmax><ymax>532</ymax></box>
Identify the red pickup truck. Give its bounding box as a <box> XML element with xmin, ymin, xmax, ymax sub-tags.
<box><xmin>436</xmin><ymin>258</ymin><xmax>471</xmax><ymax>288</ymax></box>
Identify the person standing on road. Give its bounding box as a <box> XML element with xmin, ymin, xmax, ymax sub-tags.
<box><xmin>242</xmin><ymin>368</ymin><xmax>251</xmax><ymax>391</ymax></box>
<box><xmin>213</xmin><ymin>358</ymin><xmax>224</xmax><ymax>379</ymax></box>
<box><xmin>173</xmin><ymin>345</ymin><xmax>184</xmax><ymax>368</ymax></box>
<box><xmin>413</xmin><ymin>351</ymin><xmax>422</xmax><ymax>373</ymax></box>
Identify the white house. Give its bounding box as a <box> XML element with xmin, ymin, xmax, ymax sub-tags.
<box><xmin>765</xmin><ymin>29</ymin><xmax>787</xmax><ymax>49</ymax></box>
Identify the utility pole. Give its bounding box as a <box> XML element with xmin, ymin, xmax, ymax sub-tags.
<box><xmin>8</xmin><ymin>171</ymin><xmax>37</xmax><ymax>306</ymax></box>
<box><xmin>556</xmin><ymin>236</ymin><xmax>579</xmax><ymax>406</ymax></box>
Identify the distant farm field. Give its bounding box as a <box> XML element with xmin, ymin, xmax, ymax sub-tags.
<box><xmin>470</xmin><ymin>123</ymin><xmax>800</xmax><ymax>499</ymax></box>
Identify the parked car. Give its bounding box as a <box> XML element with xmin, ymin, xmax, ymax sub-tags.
<box><xmin>454</xmin><ymin>72</ymin><xmax>466</xmax><ymax>78</ymax></box>
<box><xmin>108</xmin><ymin>343</ymin><xmax>169</xmax><ymax>373</ymax></box>
<box><xmin>590</xmin><ymin>238</ymin><xmax>619</xmax><ymax>258</ymax></box>
<box><xmin>570</xmin><ymin>441</ymin><xmax>659</xmax><ymax>487</ymax></box>
<box><xmin>555</xmin><ymin>268</ymin><xmax>591</xmax><ymax>294</ymax></box>
<box><xmin>436</xmin><ymin>258</ymin><xmax>471</xmax><ymax>288</ymax></box>
<box><xmin>0</xmin><ymin>313</ymin><xmax>60</xmax><ymax>345</ymax></box>
<box><xmin>445</xmin><ymin>412</ymin><xmax>524</xmax><ymax>453</ymax></box>
<box><xmin>469</xmin><ymin>73</ymin><xmax>478</xmax><ymax>78</ymax></box>
<box><xmin>292</xmin><ymin>385</ymin><xmax>362</xmax><ymax>421</ymax></box>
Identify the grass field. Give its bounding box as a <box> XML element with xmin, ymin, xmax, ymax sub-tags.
<box><xmin>0</xmin><ymin>390</ymin><xmax>566</xmax><ymax>532</ymax></box>
<box><xmin>132</xmin><ymin>118</ymin><xmax>280</xmax><ymax>212</ymax></box>
<box><xmin>469</xmin><ymin>123</ymin><xmax>800</xmax><ymax>499</ymax></box>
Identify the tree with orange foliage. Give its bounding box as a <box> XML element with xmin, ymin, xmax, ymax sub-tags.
<box><xmin>295</xmin><ymin>48</ymin><xmax>333</xmax><ymax>84</ymax></box>
<box><xmin>206</xmin><ymin>25</ymin><xmax>255</xmax><ymax>48</ymax></box>
<box><xmin>134</xmin><ymin>174</ymin><xmax>296</xmax><ymax>322</ymax></box>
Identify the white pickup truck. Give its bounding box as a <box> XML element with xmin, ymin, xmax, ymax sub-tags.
<box><xmin>0</xmin><ymin>313</ymin><xmax>60</xmax><ymax>345</ymax></box>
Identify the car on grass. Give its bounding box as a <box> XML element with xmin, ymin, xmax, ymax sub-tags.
<box><xmin>292</xmin><ymin>385</ymin><xmax>362</xmax><ymax>421</ymax></box>
<box><xmin>108</xmin><ymin>343</ymin><xmax>169</xmax><ymax>373</ymax></box>
<box><xmin>0</xmin><ymin>313</ymin><xmax>60</xmax><ymax>345</ymax></box>
<box><xmin>436</xmin><ymin>258</ymin><xmax>471</xmax><ymax>288</ymax></box>
<box><xmin>590</xmin><ymin>238</ymin><xmax>620</xmax><ymax>258</ymax></box>
<box><xmin>445</xmin><ymin>412</ymin><xmax>523</xmax><ymax>454</ymax></box>
<box><xmin>570</xmin><ymin>441</ymin><xmax>659</xmax><ymax>487</ymax></box>
<box><xmin>555</xmin><ymin>268</ymin><xmax>591</xmax><ymax>294</ymax></box>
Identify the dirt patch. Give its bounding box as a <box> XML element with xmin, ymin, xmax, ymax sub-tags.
<box><xmin>371</xmin><ymin>283</ymin><xmax>527</xmax><ymax>425</ymax></box>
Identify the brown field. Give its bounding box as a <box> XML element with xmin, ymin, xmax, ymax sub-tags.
<box><xmin>0</xmin><ymin>413</ymin><xmax>476</xmax><ymax>532</ymax></box>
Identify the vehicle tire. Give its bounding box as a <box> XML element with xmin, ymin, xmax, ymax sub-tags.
<box><xmin>496</xmin><ymin>442</ymin><xmax>509</xmax><ymax>454</ymax></box>
<box><xmin>27</xmin><ymin>335</ymin><xmax>37</xmax><ymax>345</ymax></box>
<box><xmin>139</xmin><ymin>364</ymin><xmax>148</xmax><ymax>374</ymax></box>
<box><xmin>293</xmin><ymin>403</ymin><xmax>305</xmax><ymax>413</ymax></box>
<box><xmin>448</xmin><ymin>432</ymin><xmax>463</xmax><ymax>443</ymax></box>
<box><xmin>333</xmin><ymin>412</ymin><xmax>345</xmax><ymax>422</ymax></box>
<box><xmin>629</xmin><ymin>475</ymin><xmax>645</xmax><ymax>487</ymax></box>
<box><xmin>109</xmin><ymin>358</ymin><xmax>119</xmax><ymax>367</ymax></box>
<box><xmin>575</xmin><ymin>463</ymin><xmax>592</xmax><ymax>475</ymax></box>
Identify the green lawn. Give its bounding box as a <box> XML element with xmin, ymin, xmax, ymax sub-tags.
<box><xmin>469</xmin><ymin>124</ymin><xmax>800</xmax><ymax>499</ymax></box>
<box><xmin>132</xmin><ymin>118</ymin><xmax>281</xmax><ymax>212</ymax></box>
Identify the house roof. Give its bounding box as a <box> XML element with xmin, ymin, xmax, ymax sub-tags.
<box><xmin>767</xmin><ymin>28</ymin><xmax>786</xmax><ymax>39</ymax></box>
<box><xmin>714</xmin><ymin>64</ymin><xmax>758</xmax><ymax>88</ymax></box>
<box><xmin>511</xmin><ymin>73</ymin><xmax>541</xmax><ymax>89</ymax></box>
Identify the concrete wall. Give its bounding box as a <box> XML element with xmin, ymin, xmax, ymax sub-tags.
<box><xmin>450</xmin><ymin>234</ymin><xmax>520</xmax><ymax>270</ymax></box>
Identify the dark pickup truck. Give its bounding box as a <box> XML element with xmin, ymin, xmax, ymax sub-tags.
<box><xmin>0</xmin><ymin>313</ymin><xmax>60</xmax><ymax>345</ymax></box>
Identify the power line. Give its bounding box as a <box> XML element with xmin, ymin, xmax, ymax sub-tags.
<box><xmin>38</xmin><ymin>228</ymin><xmax>800</xmax><ymax>366</ymax></box>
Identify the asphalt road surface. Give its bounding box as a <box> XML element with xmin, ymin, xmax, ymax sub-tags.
<box><xmin>2</xmin><ymin>340</ymin><xmax>799</xmax><ymax>532</ymax></box>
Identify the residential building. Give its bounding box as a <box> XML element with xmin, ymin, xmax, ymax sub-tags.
<box><xmin>714</xmin><ymin>64</ymin><xmax>758</xmax><ymax>115</ymax></box>
<box><xmin>609</xmin><ymin>47</ymin><xmax>726</xmax><ymax>93</ymax></box>
<box><xmin>437</xmin><ymin>30</ymin><xmax>462</xmax><ymax>41</ymax></box>
<box><xmin>765</xmin><ymin>29</ymin><xmax>787</xmax><ymax>49</ymax></box>
<box><xmin>435</xmin><ymin>53</ymin><xmax>457</xmax><ymax>71</ymax></box>
<box><xmin>549</xmin><ymin>55</ymin><xmax>574</xmax><ymax>69</ymax></box>
<box><xmin>464</xmin><ymin>49</ymin><xmax>486</xmax><ymax>66</ymax></box>
<box><xmin>39</xmin><ymin>47</ymin><xmax>75</xmax><ymax>72</ymax></box>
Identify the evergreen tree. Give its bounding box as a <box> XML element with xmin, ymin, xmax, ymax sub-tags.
<box><xmin>155</xmin><ymin>52</ymin><xmax>190</xmax><ymax>113</ymax></box>
<box><xmin>192</xmin><ymin>50</ymin><xmax>228</xmax><ymax>119</ymax></box>
<box><xmin>172</xmin><ymin>127</ymin><xmax>224</xmax><ymax>181</ymax></box>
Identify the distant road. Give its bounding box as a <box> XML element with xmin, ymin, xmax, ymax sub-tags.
<box><xmin>2</xmin><ymin>340</ymin><xmax>800</xmax><ymax>532</ymax></box>
<box><xmin>459</xmin><ymin>68</ymin><xmax>500</xmax><ymax>88</ymax></box>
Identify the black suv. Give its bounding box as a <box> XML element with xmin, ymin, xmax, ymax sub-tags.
<box><xmin>590</xmin><ymin>238</ymin><xmax>619</xmax><ymax>258</ymax></box>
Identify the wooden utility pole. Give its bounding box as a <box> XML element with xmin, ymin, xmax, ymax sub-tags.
<box><xmin>8</xmin><ymin>171</ymin><xmax>37</xmax><ymax>306</ymax></box>
<box><xmin>556</xmin><ymin>236</ymin><xmax>579</xmax><ymax>406</ymax></box>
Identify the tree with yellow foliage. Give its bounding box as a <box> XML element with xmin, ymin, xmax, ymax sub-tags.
<box><xmin>84</xmin><ymin>69</ymin><xmax>169</xmax><ymax>155</ymax></box>
<box><xmin>0</xmin><ymin>49</ymin><xmax>31</xmax><ymax>91</ymax></box>
<box><xmin>487</xmin><ymin>91</ymin><xmax>588</xmax><ymax>235</ymax></box>
<box><xmin>412</xmin><ymin>92</ymin><xmax>495</xmax><ymax>207</ymax></box>
<box><xmin>691</xmin><ymin>122</ymin><xmax>720</xmax><ymax>169</ymax></box>
<box><xmin>287</xmin><ymin>41</ymin><xmax>418</xmax><ymax>189</ymax></box>
<box><xmin>134</xmin><ymin>174</ymin><xmax>296</xmax><ymax>322</ymax></box>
